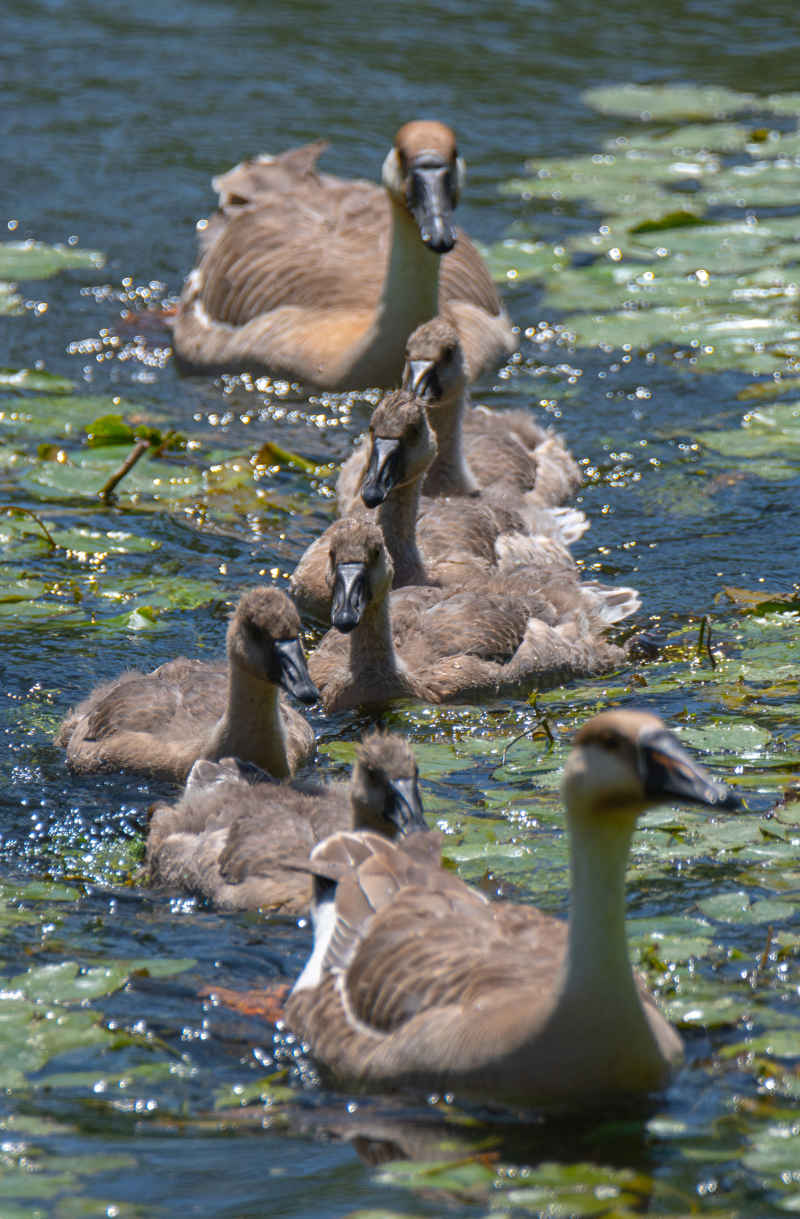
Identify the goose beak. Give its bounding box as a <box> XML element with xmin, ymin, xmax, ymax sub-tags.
<box><xmin>407</xmin><ymin>157</ymin><xmax>458</xmax><ymax>254</ymax></box>
<box><xmin>331</xmin><ymin>562</ymin><xmax>369</xmax><ymax>633</ymax></box>
<box><xmin>639</xmin><ymin>730</ymin><xmax>741</xmax><ymax>811</ymax></box>
<box><xmin>361</xmin><ymin>436</ymin><xmax>401</xmax><ymax>508</ymax></box>
<box><xmin>403</xmin><ymin>358</ymin><xmax>439</xmax><ymax>401</ymax></box>
<box><xmin>386</xmin><ymin>776</ymin><xmax>428</xmax><ymax>835</ymax></box>
<box><xmin>272</xmin><ymin>638</ymin><xmax>319</xmax><ymax>705</ymax></box>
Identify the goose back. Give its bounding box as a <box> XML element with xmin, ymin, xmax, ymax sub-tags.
<box><xmin>146</xmin><ymin>732</ymin><xmax>426</xmax><ymax>914</ymax></box>
<box><xmin>287</xmin><ymin>712</ymin><xmax>740</xmax><ymax>1107</ymax></box>
<box><xmin>172</xmin><ymin>126</ymin><xmax>516</xmax><ymax>388</ymax></box>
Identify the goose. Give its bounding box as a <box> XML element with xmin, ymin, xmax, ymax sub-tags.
<box><xmin>285</xmin><ymin>709</ymin><xmax>741</xmax><ymax>1109</ymax></box>
<box><xmin>337</xmin><ymin>317</ymin><xmax>582</xmax><ymax>515</ymax></box>
<box><xmin>291</xmin><ymin>391</ymin><xmax>593</xmax><ymax>625</ymax></box>
<box><xmin>172</xmin><ymin>122</ymin><xmax>516</xmax><ymax>389</ymax></box>
<box><xmin>146</xmin><ymin>732</ymin><xmax>427</xmax><ymax>914</ymax></box>
<box><xmin>306</xmin><ymin>518</ymin><xmax>634</xmax><ymax>712</ymax></box>
<box><xmin>57</xmin><ymin>588</ymin><xmax>318</xmax><ymax>781</ymax></box>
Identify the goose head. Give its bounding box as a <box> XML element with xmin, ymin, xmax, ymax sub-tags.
<box><xmin>562</xmin><ymin>709</ymin><xmax>741</xmax><ymax>829</ymax></box>
<box><xmin>402</xmin><ymin>316</ymin><xmax>468</xmax><ymax>406</ymax></box>
<box><xmin>350</xmin><ymin>731</ymin><xmax>428</xmax><ymax>837</ymax></box>
<box><xmin>325</xmin><ymin>518</ymin><xmax>393</xmax><ymax>633</ymax></box>
<box><xmin>361</xmin><ymin>389</ymin><xmax>437</xmax><ymax>508</ymax></box>
<box><xmin>227</xmin><ymin>588</ymin><xmax>319</xmax><ymax>704</ymax></box>
<box><xmin>382</xmin><ymin>121</ymin><xmax>464</xmax><ymax>254</ymax></box>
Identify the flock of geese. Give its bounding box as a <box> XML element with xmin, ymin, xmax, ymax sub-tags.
<box><xmin>58</xmin><ymin>120</ymin><xmax>743</xmax><ymax>1112</ymax></box>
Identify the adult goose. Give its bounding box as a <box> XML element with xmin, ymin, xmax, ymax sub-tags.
<box><xmin>57</xmin><ymin>588</ymin><xmax>317</xmax><ymax>781</ymax></box>
<box><xmin>306</xmin><ymin>518</ymin><xmax>634</xmax><ymax>712</ymax></box>
<box><xmin>172</xmin><ymin>122</ymin><xmax>516</xmax><ymax>388</ymax></box>
<box><xmin>337</xmin><ymin>317</ymin><xmax>581</xmax><ymax>514</ymax></box>
<box><xmin>292</xmin><ymin>391</ymin><xmax>593</xmax><ymax>624</ymax></box>
<box><xmin>146</xmin><ymin>732</ymin><xmax>427</xmax><ymax>914</ymax></box>
<box><xmin>285</xmin><ymin>710</ymin><xmax>741</xmax><ymax>1108</ymax></box>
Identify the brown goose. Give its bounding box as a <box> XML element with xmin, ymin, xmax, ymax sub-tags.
<box><xmin>306</xmin><ymin>518</ymin><xmax>634</xmax><ymax>712</ymax></box>
<box><xmin>172</xmin><ymin>122</ymin><xmax>516</xmax><ymax>388</ymax></box>
<box><xmin>286</xmin><ymin>710</ymin><xmax>741</xmax><ymax>1108</ymax></box>
<box><xmin>292</xmin><ymin>391</ymin><xmax>591</xmax><ymax>624</ymax></box>
<box><xmin>146</xmin><ymin>732</ymin><xmax>427</xmax><ymax>914</ymax></box>
<box><xmin>57</xmin><ymin>588</ymin><xmax>318</xmax><ymax>781</ymax></box>
<box><xmin>337</xmin><ymin>317</ymin><xmax>582</xmax><ymax>515</ymax></box>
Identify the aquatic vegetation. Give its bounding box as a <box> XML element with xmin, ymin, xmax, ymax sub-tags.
<box><xmin>2</xmin><ymin>56</ymin><xmax>800</xmax><ymax>1219</ymax></box>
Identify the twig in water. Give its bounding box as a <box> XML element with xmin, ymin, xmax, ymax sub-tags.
<box><xmin>696</xmin><ymin>615</ymin><xmax>716</xmax><ymax>669</ymax></box>
<box><xmin>98</xmin><ymin>438</ymin><xmax>151</xmax><ymax>503</ymax></box>
<box><xmin>1</xmin><ymin>504</ymin><xmax>56</xmax><ymax>549</ymax></box>
<box><xmin>499</xmin><ymin>710</ymin><xmax>555</xmax><ymax>769</ymax></box>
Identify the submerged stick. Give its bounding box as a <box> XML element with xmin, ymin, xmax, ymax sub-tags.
<box><xmin>696</xmin><ymin>615</ymin><xmax>716</xmax><ymax>669</ymax></box>
<box><xmin>98</xmin><ymin>430</ymin><xmax>177</xmax><ymax>503</ymax></box>
<box><xmin>499</xmin><ymin>708</ymin><xmax>555</xmax><ymax>770</ymax></box>
<box><xmin>1</xmin><ymin>504</ymin><xmax>56</xmax><ymax>549</ymax></box>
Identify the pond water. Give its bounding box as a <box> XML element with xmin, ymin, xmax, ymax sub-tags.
<box><xmin>1</xmin><ymin>1</ymin><xmax>799</xmax><ymax>1215</ymax></box>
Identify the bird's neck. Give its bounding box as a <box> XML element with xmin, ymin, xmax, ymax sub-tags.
<box><xmin>206</xmin><ymin>665</ymin><xmax>290</xmax><ymax>779</ymax></box>
<box><xmin>346</xmin><ymin>199</ymin><xmax>441</xmax><ymax>387</ymax></box>
<box><xmin>377</xmin><ymin>477</ymin><xmax>430</xmax><ymax>589</ymax></box>
<box><xmin>423</xmin><ymin>386</ymin><xmax>481</xmax><ymax>497</ymax></box>
<box><xmin>348</xmin><ymin>590</ymin><xmax>411</xmax><ymax>701</ymax></box>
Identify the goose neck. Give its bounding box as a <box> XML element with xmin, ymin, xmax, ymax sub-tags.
<box><xmin>207</xmin><ymin>664</ymin><xmax>289</xmax><ymax>779</ymax></box>
<box><xmin>559</xmin><ymin>811</ymin><xmax>641</xmax><ymax>1012</ymax></box>
<box><xmin>423</xmin><ymin>387</ymin><xmax>480</xmax><ymax>497</ymax></box>
<box><xmin>348</xmin><ymin>590</ymin><xmax>409</xmax><ymax>702</ymax></box>
<box><xmin>377</xmin><ymin>478</ymin><xmax>429</xmax><ymax>588</ymax></box>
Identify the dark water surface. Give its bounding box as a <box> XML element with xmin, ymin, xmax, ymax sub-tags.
<box><xmin>1</xmin><ymin>2</ymin><xmax>799</xmax><ymax>1216</ymax></box>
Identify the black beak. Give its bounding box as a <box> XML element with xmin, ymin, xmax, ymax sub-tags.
<box><xmin>272</xmin><ymin>637</ymin><xmax>319</xmax><ymax>705</ymax></box>
<box><xmin>639</xmin><ymin>730</ymin><xmax>741</xmax><ymax>811</ymax></box>
<box><xmin>331</xmin><ymin>562</ymin><xmax>369</xmax><ymax>633</ymax></box>
<box><xmin>407</xmin><ymin>158</ymin><xmax>457</xmax><ymax>254</ymax></box>
<box><xmin>403</xmin><ymin>358</ymin><xmax>439</xmax><ymax>402</ymax></box>
<box><xmin>386</xmin><ymin>775</ymin><xmax>428</xmax><ymax>836</ymax></box>
<box><xmin>361</xmin><ymin>436</ymin><xmax>401</xmax><ymax>508</ymax></box>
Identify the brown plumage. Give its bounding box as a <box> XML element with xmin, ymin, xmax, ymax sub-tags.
<box><xmin>57</xmin><ymin>588</ymin><xmax>318</xmax><ymax>781</ymax></box>
<box><xmin>306</xmin><ymin>518</ymin><xmax>634</xmax><ymax>712</ymax></box>
<box><xmin>286</xmin><ymin>710</ymin><xmax>741</xmax><ymax>1109</ymax></box>
<box><xmin>337</xmin><ymin>317</ymin><xmax>582</xmax><ymax>515</ymax></box>
<box><xmin>146</xmin><ymin>732</ymin><xmax>427</xmax><ymax>914</ymax></box>
<box><xmin>172</xmin><ymin>123</ymin><xmax>516</xmax><ymax>389</ymax></box>
<box><xmin>290</xmin><ymin>392</ymin><xmax>629</xmax><ymax>629</ymax></box>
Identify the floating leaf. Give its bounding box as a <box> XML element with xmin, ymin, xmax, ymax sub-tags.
<box><xmin>0</xmin><ymin>368</ymin><xmax>74</xmax><ymax>393</ymax></box>
<box><xmin>582</xmin><ymin>83</ymin><xmax>757</xmax><ymax>122</ymax></box>
<box><xmin>0</xmin><ymin>240</ymin><xmax>105</xmax><ymax>280</ymax></box>
<box><xmin>85</xmin><ymin>414</ymin><xmax>136</xmax><ymax>447</ymax></box>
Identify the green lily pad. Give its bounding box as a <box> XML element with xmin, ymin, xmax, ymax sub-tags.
<box><xmin>0</xmin><ymin>368</ymin><xmax>74</xmax><ymax>393</ymax></box>
<box><xmin>0</xmin><ymin>240</ymin><xmax>105</xmax><ymax>281</ymax></box>
<box><xmin>582</xmin><ymin>83</ymin><xmax>757</xmax><ymax>122</ymax></box>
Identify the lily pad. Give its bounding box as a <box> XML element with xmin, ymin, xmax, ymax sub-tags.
<box><xmin>582</xmin><ymin>83</ymin><xmax>758</xmax><ymax>122</ymax></box>
<box><xmin>0</xmin><ymin>240</ymin><xmax>105</xmax><ymax>281</ymax></box>
<box><xmin>0</xmin><ymin>368</ymin><xmax>74</xmax><ymax>393</ymax></box>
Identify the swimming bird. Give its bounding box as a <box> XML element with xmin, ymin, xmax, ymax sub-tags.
<box><xmin>337</xmin><ymin>317</ymin><xmax>581</xmax><ymax>514</ymax></box>
<box><xmin>285</xmin><ymin>709</ymin><xmax>741</xmax><ymax>1109</ymax></box>
<box><xmin>57</xmin><ymin>588</ymin><xmax>318</xmax><ymax>781</ymax></box>
<box><xmin>306</xmin><ymin>518</ymin><xmax>633</xmax><ymax>712</ymax></box>
<box><xmin>172</xmin><ymin>122</ymin><xmax>516</xmax><ymax>388</ymax></box>
<box><xmin>292</xmin><ymin>391</ymin><xmax>591</xmax><ymax>624</ymax></box>
<box><xmin>146</xmin><ymin>732</ymin><xmax>427</xmax><ymax>914</ymax></box>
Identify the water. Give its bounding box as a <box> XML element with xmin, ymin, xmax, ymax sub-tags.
<box><xmin>1</xmin><ymin>1</ymin><xmax>799</xmax><ymax>1215</ymax></box>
